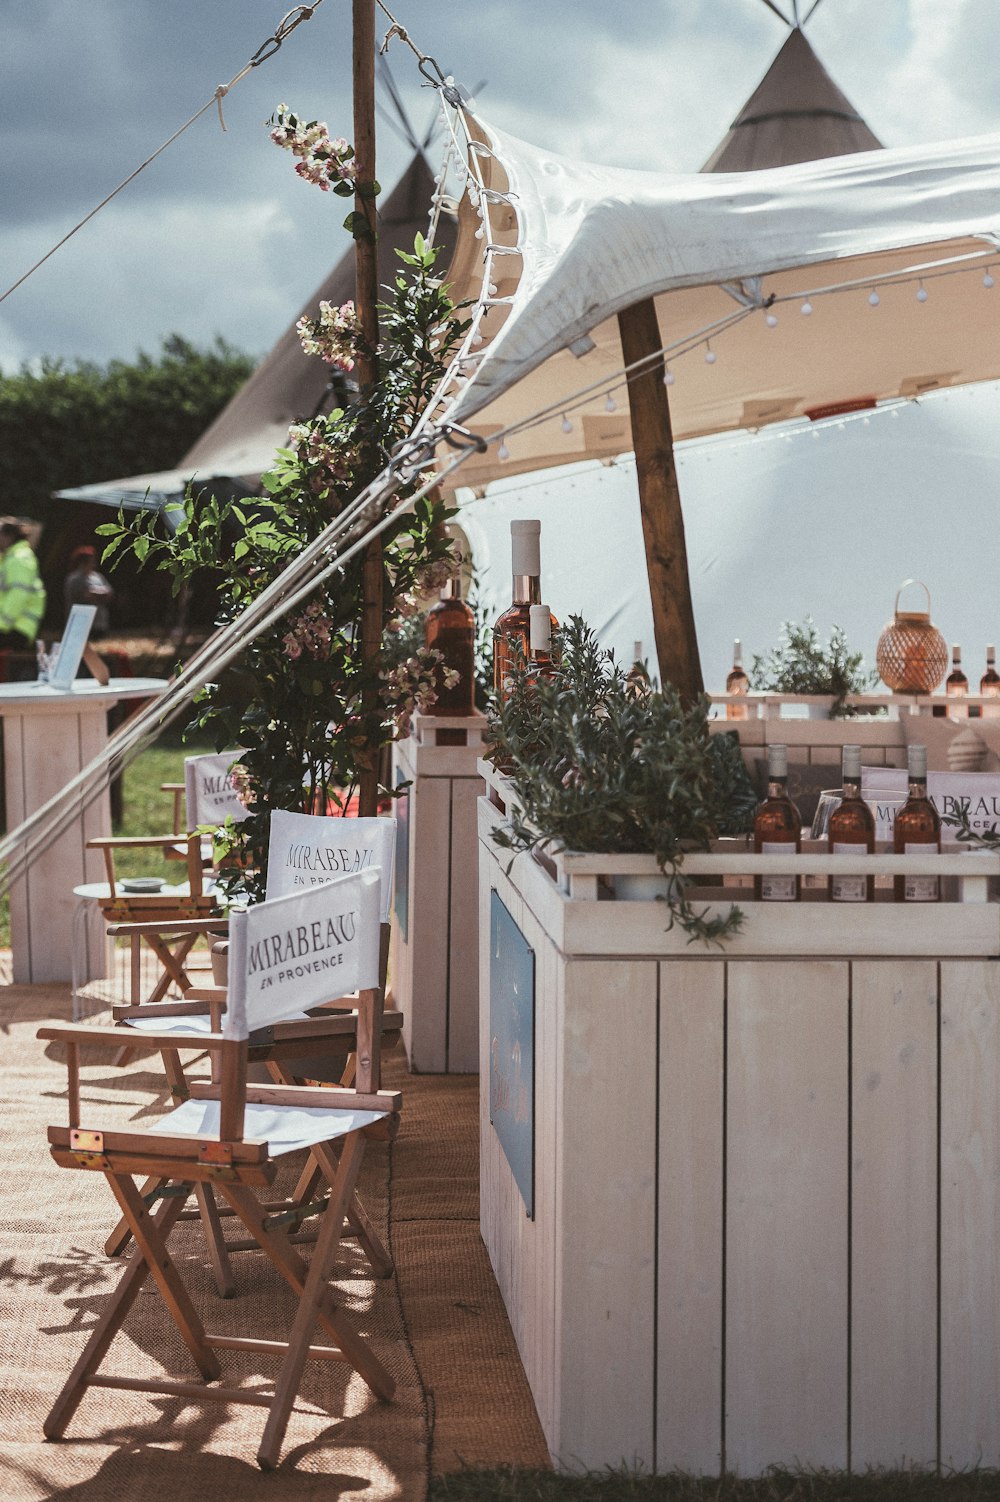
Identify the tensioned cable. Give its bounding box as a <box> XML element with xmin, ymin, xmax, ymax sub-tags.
<box><xmin>0</xmin><ymin>3</ymin><xmax>328</xmax><ymax>307</ymax></box>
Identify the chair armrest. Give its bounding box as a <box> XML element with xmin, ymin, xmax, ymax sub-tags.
<box><xmin>38</xmin><ymin>1023</ymin><xmax>227</xmax><ymax>1052</ymax></box>
<box><xmin>105</xmin><ymin>918</ymin><xmax>230</xmax><ymax>937</ymax></box>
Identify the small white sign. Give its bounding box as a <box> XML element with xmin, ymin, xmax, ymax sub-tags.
<box><xmin>861</xmin><ymin>767</ymin><xmax>1000</xmax><ymax>844</ymax></box>
<box><xmin>47</xmin><ymin>604</ymin><xmax>97</xmax><ymax>689</ymax></box>
<box><xmin>184</xmin><ymin>750</ymin><xmax>249</xmax><ymax>828</ymax></box>
<box><xmin>226</xmin><ymin>869</ymin><xmax>381</xmax><ymax>1038</ymax></box>
<box><xmin>266</xmin><ymin>809</ymin><xmax>396</xmax><ymax>922</ymax></box>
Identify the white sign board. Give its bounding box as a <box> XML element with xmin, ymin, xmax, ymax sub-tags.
<box><xmin>47</xmin><ymin>604</ymin><xmax>96</xmax><ymax>689</ymax></box>
<box><xmin>266</xmin><ymin>809</ymin><xmax>396</xmax><ymax>922</ymax></box>
<box><xmin>225</xmin><ymin>869</ymin><xmax>381</xmax><ymax>1038</ymax></box>
<box><xmin>184</xmin><ymin>750</ymin><xmax>250</xmax><ymax>828</ymax></box>
<box><xmin>861</xmin><ymin>767</ymin><xmax>1000</xmax><ymax>844</ymax></box>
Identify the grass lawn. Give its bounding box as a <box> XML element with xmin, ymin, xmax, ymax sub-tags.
<box><xmin>428</xmin><ymin>1468</ymin><xmax>1000</xmax><ymax>1502</ymax></box>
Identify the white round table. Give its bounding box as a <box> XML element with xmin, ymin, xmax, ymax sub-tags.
<box><xmin>0</xmin><ymin>677</ymin><xmax>167</xmax><ymax>983</ymax></box>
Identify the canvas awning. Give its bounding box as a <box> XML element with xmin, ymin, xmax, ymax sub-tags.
<box><xmin>439</xmin><ymin>115</ymin><xmax>1000</xmax><ymax>489</ymax></box>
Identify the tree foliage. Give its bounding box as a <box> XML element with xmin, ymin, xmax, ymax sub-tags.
<box><xmin>0</xmin><ymin>335</ymin><xmax>255</xmax><ymax>523</ymax></box>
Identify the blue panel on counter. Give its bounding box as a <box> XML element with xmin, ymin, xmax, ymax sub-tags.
<box><xmin>489</xmin><ymin>888</ymin><xmax>535</xmax><ymax>1218</ymax></box>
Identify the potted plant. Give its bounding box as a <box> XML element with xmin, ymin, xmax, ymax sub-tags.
<box><xmin>489</xmin><ymin>617</ymin><xmax>756</xmax><ymax>945</ymax></box>
<box><xmin>751</xmin><ymin>617</ymin><xmax>877</xmax><ymax>718</ymax></box>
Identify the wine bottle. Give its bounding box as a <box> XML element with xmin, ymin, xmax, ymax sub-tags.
<box><xmin>981</xmin><ymin>645</ymin><xmax>1000</xmax><ymax>719</ymax></box>
<box><xmin>893</xmin><ymin>743</ymin><xmax>940</xmax><ymax>902</ymax></box>
<box><xmin>424</xmin><ymin>572</ymin><xmax>476</xmax><ymax>717</ymax></box>
<box><xmin>492</xmin><ymin>520</ymin><xmax>557</xmax><ymax>704</ymax></box>
<box><xmin>626</xmin><ymin>639</ymin><xmax>651</xmax><ymax>698</ymax></box>
<box><xmin>726</xmin><ymin>639</ymin><xmax>749</xmax><ymax>721</ymax></box>
<box><xmin>946</xmin><ymin>644</ymin><xmax>969</xmax><ymax>721</ymax></box>
<box><xmin>753</xmin><ymin>743</ymin><xmax>801</xmax><ymax>902</ymax></box>
<box><xmin>828</xmin><ymin>744</ymin><xmax>874</xmax><ymax>902</ymax></box>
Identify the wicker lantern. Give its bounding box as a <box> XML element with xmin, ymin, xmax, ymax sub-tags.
<box><xmin>875</xmin><ymin>580</ymin><xmax>949</xmax><ymax>693</ymax></box>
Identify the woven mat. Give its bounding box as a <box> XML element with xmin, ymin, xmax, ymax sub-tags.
<box><xmin>0</xmin><ymin>980</ymin><xmax>549</xmax><ymax>1499</ymax></box>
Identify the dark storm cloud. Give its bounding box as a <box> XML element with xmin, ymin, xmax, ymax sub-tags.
<box><xmin>2</xmin><ymin>1</ymin><xmax>995</xmax><ymax>370</ymax></box>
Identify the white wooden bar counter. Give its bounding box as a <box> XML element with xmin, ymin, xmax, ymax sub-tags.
<box><xmin>391</xmin><ymin>712</ymin><xmax>486</xmax><ymax>1072</ymax></box>
<box><xmin>0</xmin><ymin>677</ymin><xmax>166</xmax><ymax>983</ymax></box>
<box><xmin>478</xmin><ymin>757</ymin><xmax>1000</xmax><ymax>1476</ymax></box>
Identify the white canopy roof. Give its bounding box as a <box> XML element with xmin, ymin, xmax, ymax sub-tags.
<box><xmin>441</xmin><ymin>116</ymin><xmax>1000</xmax><ymax>489</ymax></box>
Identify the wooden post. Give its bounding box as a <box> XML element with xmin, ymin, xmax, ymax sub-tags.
<box><xmin>618</xmin><ymin>299</ymin><xmax>703</xmax><ymax>705</ymax></box>
<box><xmin>353</xmin><ymin>0</ymin><xmax>383</xmax><ymax>817</ymax></box>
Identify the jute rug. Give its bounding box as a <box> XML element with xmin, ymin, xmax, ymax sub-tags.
<box><xmin>0</xmin><ymin>980</ymin><xmax>549</xmax><ymax>1501</ymax></box>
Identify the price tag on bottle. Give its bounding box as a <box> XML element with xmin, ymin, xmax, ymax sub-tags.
<box><xmin>760</xmin><ymin>842</ymin><xmax>796</xmax><ymax>901</ymax></box>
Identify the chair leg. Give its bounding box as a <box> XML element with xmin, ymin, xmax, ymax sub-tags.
<box><xmin>193</xmin><ymin>1182</ymin><xmax>235</xmax><ymax>1298</ymax></box>
<box><xmin>253</xmin><ymin>1133</ymin><xmax>393</xmax><ymax>1471</ymax></box>
<box><xmin>104</xmin><ymin>1175</ymin><xmax>162</xmax><ymax>1257</ymax></box>
<box><xmin>311</xmin><ymin>1138</ymin><xmax>393</xmax><ymax>1279</ymax></box>
<box><xmin>105</xmin><ymin>1174</ymin><xmax>220</xmax><ymax>1381</ymax></box>
<box><xmin>46</xmin><ymin>1188</ymin><xmax>195</xmax><ymax>1439</ymax></box>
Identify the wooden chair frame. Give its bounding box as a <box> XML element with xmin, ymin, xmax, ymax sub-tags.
<box><xmin>39</xmin><ymin>969</ymin><xmax>400</xmax><ymax>1470</ymax></box>
<box><xmin>99</xmin><ymin>916</ymin><xmax>400</xmax><ymax>1294</ymax></box>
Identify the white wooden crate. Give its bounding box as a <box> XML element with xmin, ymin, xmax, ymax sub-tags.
<box><xmin>478</xmin><ymin>758</ymin><xmax>1000</xmax><ymax>1475</ymax></box>
<box><xmin>390</xmin><ymin>714</ymin><xmax>486</xmax><ymax>1073</ymax></box>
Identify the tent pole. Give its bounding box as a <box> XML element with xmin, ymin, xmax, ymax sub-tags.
<box><xmin>617</xmin><ymin>299</ymin><xmax>704</xmax><ymax>706</ymax></box>
<box><xmin>354</xmin><ymin>0</ymin><xmax>383</xmax><ymax>818</ymax></box>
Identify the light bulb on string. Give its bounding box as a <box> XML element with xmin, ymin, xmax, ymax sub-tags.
<box><xmin>985</xmin><ymin>269</ymin><xmax>996</xmax><ymax>289</ymax></box>
<box><xmin>560</xmin><ymin>414</ymin><xmax>573</xmax><ymax>434</ymax></box>
<box><xmin>801</xmin><ymin>299</ymin><xmax>813</xmax><ymax>316</ymax></box>
<box><xmin>663</xmin><ymin>366</ymin><xmax>675</xmax><ymax>386</ymax></box>
<box><xmin>868</xmin><ymin>288</ymin><xmax>881</xmax><ymax>307</ymax></box>
<box><xmin>605</xmin><ymin>393</ymin><xmax>617</xmax><ymax>413</ymax></box>
<box><xmin>916</xmin><ymin>281</ymin><xmax>928</xmax><ymax>303</ymax></box>
<box><xmin>765</xmin><ymin>311</ymin><xmax>779</xmax><ymax>327</ymax></box>
<box><xmin>704</xmin><ymin>342</ymin><xmax>717</xmax><ymax>364</ymax></box>
<box><xmin>497</xmin><ymin>440</ymin><xmax>510</xmax><ymax>461</ymax></box>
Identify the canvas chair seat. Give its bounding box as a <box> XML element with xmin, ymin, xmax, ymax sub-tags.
<box><xmin>122</xmin><ymin>1009</ymin><xmax>315</xmax><ymax>1036</ymax></box>
<box><xmin>159</xmin><ymin>1097</ymin><xmax>387</xmax><ymax>1155</ymax></box>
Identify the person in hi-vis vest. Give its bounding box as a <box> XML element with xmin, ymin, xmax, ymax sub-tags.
<box><xmin>0</xmin><ymin>518</ymin><xmax>46</xmax><ymax>678</ymax></box>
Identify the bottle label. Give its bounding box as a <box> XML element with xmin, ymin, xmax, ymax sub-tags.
<box><xmin>760</xmin><ymin>842</ymin><xmax>796</xmax><ymax>901</ymax></box>
<box><xmin>903</xmin><ymin>842</ymin><xmax>939</xmax><ymax>902</ymax></box>
<box><xmin>831</xmin><ymin>843</ymin><xmax>866</xmax><ymax>902</ymax></box>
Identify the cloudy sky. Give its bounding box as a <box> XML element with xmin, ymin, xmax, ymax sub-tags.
<box><xmin>4</xmin><ymin>0</ymin><xmax>1000</xmax><ymax>373</ymax></box>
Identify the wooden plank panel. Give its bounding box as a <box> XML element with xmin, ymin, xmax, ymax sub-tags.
<box><xmin>555</xmin><ymin>957</ymin><xmax>658</xmax><ymax>1471</ymax></box>
<box><xmin>402</xmin><ymin>773</ymin><xmax>451</xmax><ymax>1072</ymax></box>
<box><xmin>447</xmin><ymin>774</ymin><xmax>482</xmax><ymax>1072</ymax></box>
<box><xmin>657</xmin><ymin>959</ymin><xmax>724</xmax><ymax>1473</ymax></box>
<box><xmin>940</xmin><ymin>960</ymin><xmax>1000</xmax><ymax>1467</ymax></box>
<box><xmin>851</xmin><ymin>960</ymin><xmax>938</xmax><ymax>1468</ymax></box>
<box><xmin>726</xmin><ymin>960</ymin><xmax>849</xmax><ymax>1473</ymax></box>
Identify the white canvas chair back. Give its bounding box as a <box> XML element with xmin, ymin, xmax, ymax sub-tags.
<box><xmin>225</xmin><ymin>868</ymin><xmax>381</xmax><ymax>1039</ymax></box>
<box><xmin>184</xmin><ymin>750</ymin><xmax>250</xmax><ymax>829</ymax></box>
<box><xmin>265</xmin><ymin>810</ymin><xmax>396</xmax><ymax>923</ymax></box>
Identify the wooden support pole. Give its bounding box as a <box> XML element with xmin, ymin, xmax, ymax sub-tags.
<box><xmin>618</xmin><ymin>299</ymin><xmax>704</xmax><ymax>706</ymax></box>
<box><xmin>354</xmin><ymin>0</ymin><xmax>383</xmax><ymax>817</ymax></box>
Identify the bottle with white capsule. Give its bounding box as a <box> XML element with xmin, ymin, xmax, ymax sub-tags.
<box><xmin>753</xmin><ymin>744</ymin><xmax>801</xmax><ymax>902</ymax></box>
<box><xmin>980</xmin><ymin>645</ymin><xmax>1000</xmax><ymax>718</ymax></box>
<box><xmin>492</xmin><ymin>520</ymin><xmax>557</xmax><ymax>705</ymax></box>
<box><xmin>946</xmin><ymin>644</ymin><xmax>969</xmax><ymax>720</ymax></box>
<box><xmin>893</xmin><ymin>743</ymin><xmax>940</xmax><ymax>903</ymax></box>
<box><xmin>726</xmin><ymin>640</ymin><xmax>749</xmax><ymax>720</ymax></box>
<box><xmin>827</xmin><ymin>744</ymin><xmax>875</xmax><ymax>902</ymax></box>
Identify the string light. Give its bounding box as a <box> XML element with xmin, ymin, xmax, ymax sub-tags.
<box><xmin>497</xmin><ymin>440</ymin><xmax>510</xmax><ymax>461</ymax></box>
<box><xmin>916</xmin><ymin>280</ymin><xmax>928</xmax><ymax>303</ymax></box>
<box><xmin>765</xmin><ymin>311</ymin><xmax>779</xmax><ymax>327</ymax></box>
<box><xmin>800</xmin><ymin>299</ymin><xmax>813</xmax><ymax>316</ymax></box>
<box><xmin>605</xmin><ymin>393</ymin><xmax>617</xmax><ymax>412</ymax></box>
<box><xmin>704</xmin><ymin>342</ymin><xmax>717</xmax><ymax>364</ymax></box>
<box><xmin>560</xmin><ymin>414</ymin><xmax>573</xmax><ymax>433</ymax></box>
<box><xmin>985</xmin><ymin>270</ymin><xmax>996</xmax><ymax>289</ymax></box>
<box><xmin>868</xmin><ymin>288</ymin><xmax>880</xmax><ymax>307</ymax></box>
<box><xmin>663</xmin><ymin>366</ymin><xmax>675</xmax><ymax>386</ymax></box>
